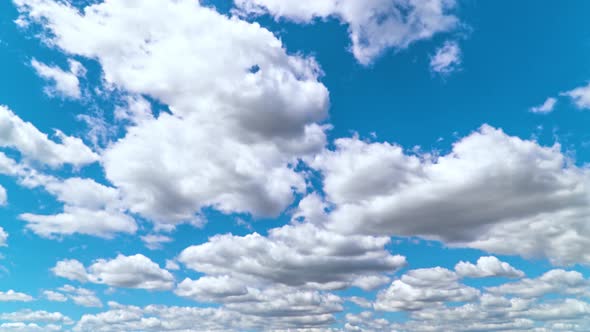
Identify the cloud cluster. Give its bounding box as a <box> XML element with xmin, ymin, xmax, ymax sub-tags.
<box><xmin>52</xmin><ymin>254</ymin><xmax>174</xmax><ymax>291</ymax></box>
<box><xmin>311</xmin><ymin>125</ymin><xmax>590</xmax><ymax>265</ymax></box>
<box><xmin>235</xmin><ymin>0</ymin><xmax>459</xmax><ymax>64</ymax></box>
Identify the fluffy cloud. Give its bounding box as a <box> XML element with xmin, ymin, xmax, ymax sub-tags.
<box><xmin>18</xmin><ymin>176</ymin><xmax>136</xmax><ymax>238</ymax></box>
<box><xmin>234</xmin><ymin>0</ymin><xmax>459</xmax><ymax>64</ymax></box>
<box><xmin>46</xmin><ymin>285</ymin><xmax>103</xmax><ymax>308</ymax></box>
<box><xmin>31</xmin><ymin>58</ymin><xmax>85</xmax><ymax>99</ymax></box>
<box><xmin>0</xmin><ymin>105</ymin><xmax>97</xmax><ymax>167</ymax></box>
<box><xmin>375</xmin><ymin>267</ymin><xmax>479</xmax><ymax>311</ymax></box>
<box><xmin>530</xmin><ymin>97</ymin><xmax>558</xmax><ymax>114</ymax></box>
<box><xmin>562</xmin><ymin>82</ymin><xmax>590</xmax><ymax>109</ymax></box>
<box><xmin>486</xmin><ymin>269</ymin><xmax>589</xmax><ymax>298</ymax></box>
<box><xmin>393</xmin><ymin>293</ymin><xmax>590</xmax><ymax>332</ymax></box>
<box><xmin>455</xmin><ymin>256</ymin><xmax>524</xmax><ymax>278</ymax></box>
<box><xmin>52</xmin><ymin>254</ymin><xmax>174</xmax><ymax>291</ymax></box>
<box><xmin>73</xmin><ymin>301</ymin><xmax>338</xmax><ymax>332</ymax></box>
<box><xmin>0</xmin><ymin>290</ymin><xmax>33</xmax><ymax>302</ymax></box>
<box><xmin>310</xmin><ymin>125</ymin><xmax>590</xmax><ymax>265</ymax></box>
<box><xmin>179</xmin><ymin>198</ymin><xmax>406</xmax><ymax>291</ymax></box>
<box><xmin>16</xmin><ymin>0</ymin><xmax>329</xmax><ymax>227</ymax></box>
<box><xmin>430</xmin><ymin>40</ymin><xmax>461</xmax><ymax>74</ymax></box>
<box><xmin>0</xmin><ymin>309</ymin><xmax>72</xmax><ymax>325</ymax></box>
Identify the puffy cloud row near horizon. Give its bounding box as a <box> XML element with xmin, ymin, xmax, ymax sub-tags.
<box><xmin>1</xmin><ymin>0</ymin><xmax>590</xmax><ymax>331</ymax></box>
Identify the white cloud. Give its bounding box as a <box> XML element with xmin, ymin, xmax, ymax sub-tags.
<box><xmin>0</xmin><ymin>105</ymin><xmax>98</xmax><ymax>167</ymax></box>
<box><xmin>73</xmin><ymin>299</ymin><xmax>339</xmax><ymax>331</ymax></box>
<box><xmin>31</xmin><ymin>58</ymin><xmax>85</xmax><ymax>99</ymax></box>
<box><xmin>43</xmin><ymin>290</ymin><xmax>67</xmax><ymax>302</ymax></box>
<box><xmin>52</xmin><ymin>254</ymin><xmax>174</xmax><ymax>291</ymax></box>
<box><xmin>15</xmin><ymin>0</ymin><xmax>329</xmax><ymax>227</ymax></box>
<box><xmin>455</xmin><ymin>256</ymin><xmax>524</xmax><ymax>278</ymax></box>
<box><xmin>486</xmin><ymin>269</ymin><xmax>589</xmax><ymax>298</ymax></box>
<box><xmin>0</xmin><ymin>309</ymin><xmax>72</xmax><ymax>324</ymax></box>
<box><xmin>0</xmin><ymin>186</ymin><xmax>6</xmax><ymax>206</ymax></box>
<box><xmin>530</xmin><ymin>97</ymin><xmax>558</xmax><ymax>114</ymax></box>
<box><xmin>179</xmin><ymin>198</ymin><xmax>406</xmax><ymax>291</ymax></box>
<box><xmin>18</xmin><ymin>176</ymin><xmax>136</xmax><ymax>239</ymax></box>
<box><xmin>57</xmin><ymin>285</ymin><xmax>102</xmax><ymax>308</ymax></box>
<box><xmin>430</xmin><ymin>40</ymin><xmax>461</xmax><ymax>74</ymax></box>
<box><xmin>140</xmin><ymin>234</ymin><xmax>173</xmax><ymax>250</ymax></box>
<box><xmin>375</xmin><ymin>267</ymin><xmax>479</xmax><ymax>311</ymax></box>
<box><xmin>164</xmin><ymin>260</ymin><xmax>179</xmax><ymax>271</ymax></box>
<box><xmin>234</xmin><ymin>0</ymin><xmax>459</xmax><ymax>64</ymax></box>
<box><xmin>0</xmin><ymin>227</ymin><xmax>7</xmax><ymax>247</ymax></box>
<box><xmin>0</xmin><ymin>322</ymin><xmax>62</xmax><ymax>332</ymax></box>
<box><xmin>0</xmin><ymin>290</ymin><xmax>33</xmax><ymax>302</ymax></box>
<box><xmin>562</xmin><ymin>82</ymin><xmax>590</xmax><ymax>109</ymax></box>
<box><xmin>310</xmin><ymin>125</ymin><xmax>590</xmax><ymax>265</ymax></box>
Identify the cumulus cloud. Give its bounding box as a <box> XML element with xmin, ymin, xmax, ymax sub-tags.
<box><xmin>455</xmin><ymin>256</ymin><xmax>524</xmax><ymax>278</ymax></box>
<box><xmin>0</xmin><ymin>309</ymin><xmax>72</xmax><ymax>325</ymax></box>
<box><xmin>0</xmin><ymin>290</ymin><xmax>33</xmax><ymax>302</ymax></box>
<box><xmin>178</xmin><ymin>198</ymin><xmax>406</xmax><ymax>291</ymax></box>
<box><xmin>31</xmin><ymin>58</ymin><xmax>85</xmax><ymax>99</ymax></box>
<box><xmin>52</xmin><ymin>254</ymin><xmax>174</xmax><ymax>291</ymax></box>
<box><xmin>73</xmin><ymin>301</ymin><xmax>339</xmax><ymax>331</ymax></box>
<box><xmin>562</xmin><ymin>82</ymin><xmax>590</xmax><ymax>109</ymax></box>
<box><xmin>234</xmin><ymin>0</ymin><xmax>459</xmax><ymax>64</ymax></box>
<box><xmin>430</xmin><ymin>40</ymin><xmax>461</xmax><ymax>74</ymax></box>
<box><xmin>486</xmin><ymin>269</ymin><xmax>589</xmax><ymax>298</ymax></box>
<box><xmin>375</xmin><ymin>267</ymin><xmax>480</xmax><ymax>311</ymax></box>
<box><xmin>15</xmin><ymin>0</ymin><xmax>329</xmax><ymax>227</ymax></box>
<box><xmin>310</xmin><ymin>125</ymin><xmax>590</xmax><ymax>265</ymax></box>
<box><xmin>47</xmin><ymin>285</ymin><xmax>103</xmax><ymax>308</ymax></box>
<box><xmin>0</xmin><ymin>105</ymin><xmax>97</xmax><ymax>167</ymax></box>
<box><xmin>18</xmin><ymin>176</ymin><xmax>136</xmax><ymax>239</ymax></box>
<box><xmin>530</xmin><ymin>97</ymin><xmax>558</xmax><ymax>114</ymax></box>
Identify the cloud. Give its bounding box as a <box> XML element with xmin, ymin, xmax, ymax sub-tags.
<box><xmin>73</xmin><ymin>300</ymin><xmax>339</xmax><ymax>332</ymax></box>
<box><xmin>0</xmin><ymin>309</ymin><xmax>72</xmax><ymax>324</ymax></box>
<box><xmin>31</xmin><ymin>58</ymin><xmax>85</xmax><ymax>99</ymax></box>
<box><xmin>0</xmin><ymin>186</ymin><xmax>6</xmax><ymax>206</ymax></box>
<box><xmin>562</xmin><ymin>82</ymin><xmax>590</xmax><ymax>109</ymax></box>
<box><xmin>55</xmin><ymin>285</ymin><xmax>102</xmax><ymax>308</ymax></box>
<box><xmin>140</xmin><ymin>234</ymin><xmax>173</xmax><ymax>250</ymax></box>
<box><xmin>234</xmin><ymin>0</ymin><xmax>459</xmax><ymax>65</ymax></box>
<box><xmin>0</xmin><ymin>290</ymin><xmax>33</xmax><ymax>302</ymax></box>
<box><xmin>0</xmin><ymin>105</ymin><xmax>98</xmax><ymax>167</ymax></box>
<box><xmin>310</xmin><ymin>125</ymin><xmax>590</xmax><ymax>265</ymax></box>
<box><xmin>0</xmin><ymin>227</ymin><xmax>7</xmax><ymax>247</ymax></box>
<box><xmin>179</xmin><ymin>197</ymin><xmax>406</xmax><ymax>291</ymax></box>
<box><xmin>430</xmin><ymin>40</ymin><xmax>462</xmax><ymax>74</ymax></box>
<box><xmin>455</xmin><ymin>256</ymin><xmax>524</xmax><ymax>278</ymax></box>
<box><xmin>486</xmin><ymin>269</ymin><xmax>589</xmax><ymax>298</ymax></box>
<box><xmin>530</xmin><ymin>97</ymin><xmax>558</xmax><ymax>114</ymax></box>
<box><xmin>43</xmin><ymin>290</ymin><xmax>67</xmax><ymax>302</ymax></box>
<box><xmin>52</xmin><ymin>254</ymin><xmax>174</xmax><ymax>291</ymax></box>
<box><xmin>15</xmin><ymin>0</ymin><xmax>329</xmax><ymax>227</ymax></box>
<box><xmin>374</xmin><ymin>267</ymin><xmax>480</xmax><ymax>311</ymax></box>
<box><xmin>18</xmin><ymin>176</ymin><xmax>136</xmax><ymax>239</ymax></box>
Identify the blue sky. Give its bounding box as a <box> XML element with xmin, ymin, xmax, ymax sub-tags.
<box><xmin>1</xmin><ymin>0</ymin><xmax>590</xmax><ymax>331</ymax></box>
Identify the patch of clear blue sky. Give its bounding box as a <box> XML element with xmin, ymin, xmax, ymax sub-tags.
<box><xmin>1</xmin><ymin>0</ymin><xmax>590</xmax><ymax>326</ymax></box>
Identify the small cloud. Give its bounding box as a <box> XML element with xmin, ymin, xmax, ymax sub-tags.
<box><xmin>530</xmin><ymin>97</ymin><xmax>557</xmax><ymax>114</ymax></box>
<box><xmin>430</xmin><ymin>41</ymin><xmax>462</xmax><ymax>75</ymax></box>
<box><xmin>561</xmin><ymin>82</ymin><xmax>590</xmax><ymax>110</ymax></box>
<box><xmin>31</xmin><ymin>58</ymin><xmax>85</xmax><ymax>99</ymax></box>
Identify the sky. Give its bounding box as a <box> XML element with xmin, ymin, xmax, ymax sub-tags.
<box><xmin>1</xmin><ymin>0</ymin><xmax>590</xmax><ymax>331</ymax></box>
